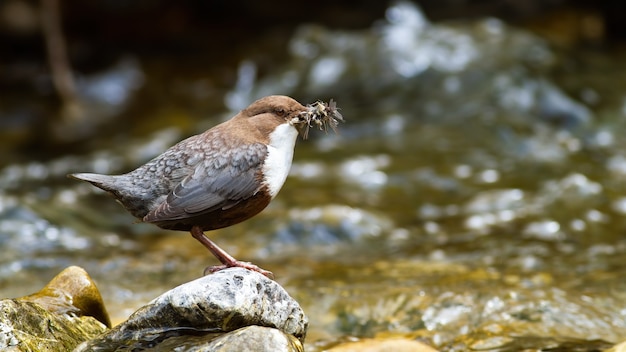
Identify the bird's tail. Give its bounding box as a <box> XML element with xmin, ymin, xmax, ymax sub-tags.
<box><xmin>69</xmin><ymin>172</ymin><xmax>152</xmax><ymax>219</ymax></box>
<box><xmin>68</xmin><ymin>173</ymin><xmax>122</xmax><ymax>193</ymax></box>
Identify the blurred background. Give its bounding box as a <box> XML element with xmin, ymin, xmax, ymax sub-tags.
<box><xmin>2</xmin><ymin>0</ymin><xmax>626</xmax><ymax>350</ymax></box>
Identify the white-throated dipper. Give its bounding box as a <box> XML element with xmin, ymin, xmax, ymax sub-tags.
<box><xmin>69</xmin><ymin>95</ymin><xmax>342</xmax><ymax>279</ymax></box>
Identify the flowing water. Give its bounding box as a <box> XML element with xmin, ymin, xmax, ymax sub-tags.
<box><xmin>2</xmin><ymin>2</ymin><xmax>626</xmax><ymax>350</ymax></box>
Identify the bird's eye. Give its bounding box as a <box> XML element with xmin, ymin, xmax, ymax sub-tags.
<box><xmin>275</xmin><ymin>108</ymin><xmax>286</xmax><ymax>117</ymax></box>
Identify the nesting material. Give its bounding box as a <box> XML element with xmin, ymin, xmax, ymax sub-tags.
<box><xmin>294</xmin><ymin>99</ymin><xmax>343</xmax><ymax>139</ymax></box>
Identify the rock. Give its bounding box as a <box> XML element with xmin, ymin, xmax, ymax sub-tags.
<box><xmin>207</xmin><ymin>326</ymin><xmax>303</xmax><ymax>352</ymax></box>
<box><xmin>327</xmin><ymin>337</ymin><xmax>439</xmax><ymax>352</ymax></box>
<box><xmin>76</xmin><ymin>268</ymin><xmax>308</xmax><ymax>351</ymax></box>
<box><xmin>149</xmin><ymin>326</ymin><xmax>304</xmax><ymax>352</ymax></box>
<box><xmin>606</xmin><ymin>340</ymin><xmax>626</xmax><ymax>352</ymax></box>
<box><xmin>0</xmin><ymin>266</ymin><xmax>109</xmax><ymax>351</ymax></box>
<box><xmin>20</xmin><ymin>265</ymin><xmax>111</xmax><ymax>328</ymax></box>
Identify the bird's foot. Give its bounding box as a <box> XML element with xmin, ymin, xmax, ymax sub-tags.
<box><xmin>190</xmin><ymin>226</ymin><xmax>275</xmax><ymax>279</ymax></box>
<box><xmin>203</xmin><ymin>261</ymin><xmax>275</xmax><ymax>280</ymax></box>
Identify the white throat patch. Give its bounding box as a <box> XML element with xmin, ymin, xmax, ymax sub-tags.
<box><xmin>262</xmin><ymin>123</ymin><xmax>299</xmax><ymax>198</ymax></box>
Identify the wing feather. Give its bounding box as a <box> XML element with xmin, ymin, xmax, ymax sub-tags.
<box><xmin>144</xmin><ymin>142</ymin><xmax>267</xmax><ymax>222</ymax></box>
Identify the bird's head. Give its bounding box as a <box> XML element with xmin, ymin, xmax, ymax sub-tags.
<box><xmin>240</xmin><ymin>95</ymin><xmax>343</xmax><ymax>139</ymax></box>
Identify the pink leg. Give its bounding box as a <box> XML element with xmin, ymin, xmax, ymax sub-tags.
<box><xmin>190</xmin><ymin>226</ymin><xmax>274</xmax><ymax>279</ymax></box>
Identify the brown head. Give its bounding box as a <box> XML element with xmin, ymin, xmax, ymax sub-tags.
<box><xmin>235</xmin><ymin>95</ymin><xmax>312</xmax><ymax>140</ymax></box>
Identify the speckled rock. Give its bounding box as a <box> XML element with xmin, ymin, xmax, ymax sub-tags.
<box><xmin>76</xmin><ymin>268</ymin><xmax>308</xmax><ymax>351</ymax></box>
<box><xmin>0</xmin><ymin>266</ymin><xmax>109</xmax><ymax>351</ymax></box>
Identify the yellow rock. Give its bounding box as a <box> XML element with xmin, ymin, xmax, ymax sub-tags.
<box><xmin>605</xmin><ymin>340</ymin><xmax>626</xmax><ymax>352</ymax></box>
<box><xmin>1</xmin><ymin>266</ymin><xmax>109</xmax><ymax>351</ymax></box>
<box><xmin>20</xmin><ymin>265</ymin><xmax>111</xmax><ymax>327</ymax></box>
<box><xmin>328</xmin><ymin>337</ymin><xmax>439</xmax><ymax>352</ymax></box>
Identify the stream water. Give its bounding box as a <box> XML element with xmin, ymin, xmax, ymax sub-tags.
<box><xmin>2</xmin><ymin>2</ymin><xmax>626</xmax><ymax>350</ymax></box>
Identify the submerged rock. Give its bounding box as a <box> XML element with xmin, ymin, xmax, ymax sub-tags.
<box><xmin>0</xmin><ymin>266</ymin><xmax>109</xmax><ymax>351</ymax></box>
<box><xmin>76</xmin><ymin>268</ymin><xmax>308</xmax><ymax>351</ymax></box>
<box><xmin>327</xmin><ymin>337</ymin><xmax>439</xmax><ymax>352</ymax></box>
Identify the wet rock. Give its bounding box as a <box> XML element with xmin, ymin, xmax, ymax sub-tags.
<box><xmin>327</xmin><ymin>337</ymin><xmax>439</xmax><ymax>352</ymax></box>
<box><xmin>607</xmin><ymin>340</ymin><xmax>626</xmax><ymax>352</ymax></box>
<box><xmin>20</xmin><ymin>265</ymin><xmax>111</xmax><ymax>328</ymax></box>
<box><xmin>76</xmin><ymin>268</ymin><xmax>308</xmax><ymax>351</ymax></box>
<box><xmin>0</xmin><ymin>266</ymin><xmax>109</xmax><ymax>351</ymax></box>
<box><xmin>451</xmin><ymin>335</ymin><xmax>614</xmax><ymax>351</ymax></box>
<box><xmin>183</xmin><ymin>326</ymin><xmax>303</xmax><ymax>352</ymax></box>
<box><xmin>110</xmin><ymin>325</ymin><xmax>303</xmax><ymax>352</ymax></box>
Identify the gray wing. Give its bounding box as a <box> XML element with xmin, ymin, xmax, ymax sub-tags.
<box><xmin>143</xmin><ymin>142</ymin><xmax>267</xmax><ymax>222</ymax></box>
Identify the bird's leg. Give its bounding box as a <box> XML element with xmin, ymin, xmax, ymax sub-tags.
<box><xmin>190</xmin><ymin>226</ymin><xmax>274</xmax><ymax>279</ymax></box>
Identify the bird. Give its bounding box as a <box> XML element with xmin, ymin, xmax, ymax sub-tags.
<box><xmin>69</xmin><ymin>95</ymin><xmax>342</xmax><ymax>279</ymax></box>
